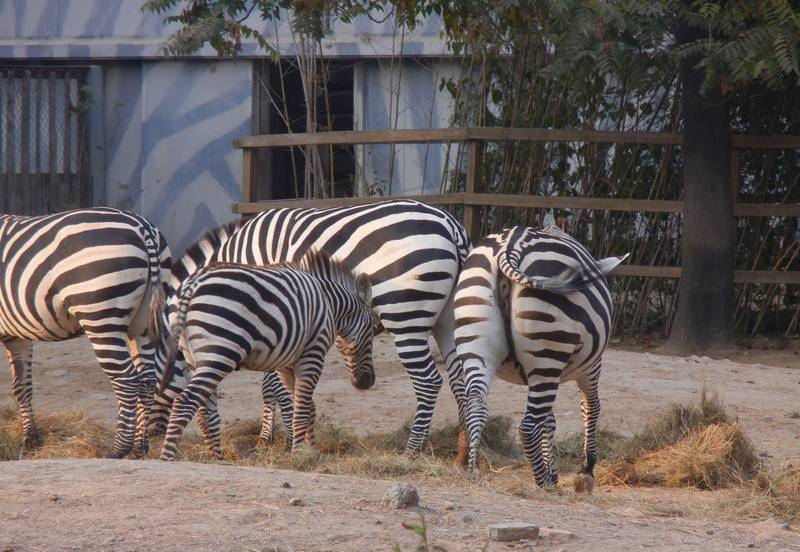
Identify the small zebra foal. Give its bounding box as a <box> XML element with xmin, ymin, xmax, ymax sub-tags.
<box><xmin>153</xmin><ymin>251</ymin><xmax>377</xmax><ymax>461</ymax></box>
<box><xmin>455</xmin><ymin>226</ymin><xmax>626</xmax><ymax>490</ymax></box>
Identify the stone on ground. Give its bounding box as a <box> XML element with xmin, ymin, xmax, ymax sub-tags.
<box><xmin>382</xmin><ymin>483</ymin><xmax>419</xmax><ymax>509</ymax></box>
<box><xmin>488</xmin><ymin>523</ymin><xmax>540</xmax><ymax>542</ymax></box>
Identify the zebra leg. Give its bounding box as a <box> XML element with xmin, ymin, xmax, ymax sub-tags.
<box><xmin>393</xmin><ymin>333</ymin><xmax>442</xmax><ymax>455</ymax></box>
<box><xmin>258</xmin><ymin>371</ymin><xmax>294</xmax><ymax>448</ymax></box>
<box><xmin>518</xmin><ymin>378</ymin><xmax>561</xmax><ymax>488</ymax></box>
<box><xmin>128</xmin><ymin>336</ymin><xmax>155</xmax><ymax>459</ymax></box>
<box><xmin>432</xmin><ymin>299</ymin><xmax>469</xmax><ymax>467</ymax></box>
<box><xmin>160</xmin><ymin>361</ymin><xmax>232</xmax><ymax>461</ymax></box>
<box><xmin>518</xmin><ymin>410</ymin><xmax>555</xmax><ymax>489</ymax></box>
<box><xmin>575</xmin><ymin>371</ymin><xmax>601</xmax><ymax>494</ymax></box>
<box><xmin>4</xmin><ymin>339</ymin><xmax>40</xmax><ymax>449</ymax></box>
<box><xmin>542</xmin><ymin>410</ymin><xmax>559</xmax><ymax>484</ymax></box>
<box><xmin>289</xmin><ymin>357</ymin><xmax>322</xmax><ymax>451</ymax></box>
<box><xmin>275</xmin><ymin>369</ymin><xmax>296</xmax><ymax>450</ymax></box>
<box><xmin>196</xmin><ymin>392</ymin><xmax>223</xmax><ymax>461</ymax></box>
<box><xmin>85</xmin><ymin>331</ymin><xmax>141</xmax><ymax>459</ymax></box>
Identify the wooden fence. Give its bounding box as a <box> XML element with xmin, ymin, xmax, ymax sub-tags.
<box><xmin>232</xmin><ymin>128</ymin><xmax>800</xmax><ymax>285</ymax></box>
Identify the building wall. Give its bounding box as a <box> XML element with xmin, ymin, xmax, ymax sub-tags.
<box><xmin>1</xmin><ymin>2</ymin><xmax>459</xmax><ymax>252</ymax></box>
<box><xmin>355</xmin><ymin>59</ymin><xmax>461</xmax><ymax>196</ymax></box>
<box><xmin>0</xmin><ymin>1</ymin><xmax>449</xmax><ymax>58</ymax></box>
<box><xmin>99</xmin><ymin>60</ymin><xmax>250</xmax><ymax>253</ymax></box>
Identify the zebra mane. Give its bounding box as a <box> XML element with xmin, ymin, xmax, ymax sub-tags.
<box><xmin>149</xmin><ymin>220</ymin><xmax>241</xmax><ymax>342</ymax></box>
<box><xmin>170</xmin><ymin>220</ymin><xmax>241</xmax><ymax>284</ymax></box>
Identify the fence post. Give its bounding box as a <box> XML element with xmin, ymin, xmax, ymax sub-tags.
<box><xmin>730</xmin><ymin>148</ymin><xmax>739</xmax><ymax>202</ymax></box>
<box><xmin>241</xmin><ymin>148</ymin><xmax>255</xmax><ymax>204</ymax></box>
<box><xmin>463</xmin><ymin>139</ymin><xmax>484</xmax><ymax>243</ymax></box>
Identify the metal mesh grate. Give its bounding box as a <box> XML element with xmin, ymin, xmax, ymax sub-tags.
<box><xmin>0</xmin><ymin>67</ymin><xmax>85</xmax><ymax>175</ymax></box>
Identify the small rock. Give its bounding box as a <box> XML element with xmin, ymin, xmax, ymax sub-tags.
<box><xmin>462</xmin><ymin>514</ymin><xmax>475</xmax><ymax>523</ymax></box>
<box><xmin>382</xmin><ymin>483</ymin><xmax>419</xmax><ymax>509</ymax></box>
<box><xmin>281</xmin><ymin>481</ymin><xmax>292</xmax><ymax>489</ymax></box>
<box><xmin>444</xmin><ymin>501</ymin><xmax>457</xmax><ymax>511</ymax></box>
<box><xmin>225</xmin><ymin>492</ymin><xmax>238</xmax><ymax>498</ymax></box>
<box><xmin>706</xmin><ymin>530</ymin><xmax>714</xmax><ymax>535</ymax></box>
<box><xmin>539</xmin><ymin>528</ymin><xmax>577</xmax><ymax>542</ymax></box>
<box><xmin>288</xmin><ymin>497</ymin><xmax>304</xmax><ymax>507</ymax></box>
<box><xmin>488</xmin><ymin>523</ymin><xmax>540</xmax><ymax>542</ymax></box>
<box><xmin>746</xmin><ymin>380</ymin><xmax>756</xmax><ymax>384</ymax></box>
<box><xmin>49</xmin><ymin>494</ymin><xmax>60</xmax><ymax>503</ymax></box>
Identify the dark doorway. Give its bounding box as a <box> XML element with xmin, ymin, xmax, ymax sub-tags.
<box><xmin>252</xmin><ymin>60</ymin><xmax>355</xmax><ymax>200</ymax></box>
<box><xmin>0</xmin><ymin>66</ymin><xmax>91</xmax><ymax>215</ymax></box>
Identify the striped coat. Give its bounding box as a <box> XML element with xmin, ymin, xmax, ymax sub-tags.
<box><xmin>0</xmin><ymin>208</ymin><xmax>171</xmax><ymax>458</ymax></box>
<box><xmin>152</xmin><ymin>200</ymin><xmax>471</xmax><ymax>455</ymax></box>
<box><xmin>454</xmin><ymin>226</ymin><xmax>625</xmax><ymax>489</ymax></box>
<box><xmin>152</xmin><ymin>252</ymin><xmax>376</xmax><ymax>460</ymax></box>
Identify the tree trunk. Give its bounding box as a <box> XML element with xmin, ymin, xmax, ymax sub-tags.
<box><xmin>667</xmin><ymin>49</ymin><xmax>735</xmax><ymax>353</ymax></box>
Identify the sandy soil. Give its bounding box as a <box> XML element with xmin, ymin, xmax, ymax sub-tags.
<box><xmin>1</xmin><ymin>459</ymin><xmax>799</xmax><ymax>552</ymax></box>
<box><xmin>1</xmin><ymin>336</ymin><xmax>799</xmax><ymax>551</ymax></box>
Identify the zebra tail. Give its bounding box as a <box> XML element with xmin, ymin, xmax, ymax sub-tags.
<box><xmin>157</xmin><ymin>275</ymin><xmax>199</xmax><ymax>395</ymax></box>
<box><xmin>498</xmin><ymin>243</ymin><xmax>583</xmax><ymax>294</ymax></box>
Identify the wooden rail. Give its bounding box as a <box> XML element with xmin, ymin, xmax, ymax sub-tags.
<box><xmin>232</xmin><ymin>127</ymin><xmax>800</xmax><ymax>285</ymax></box>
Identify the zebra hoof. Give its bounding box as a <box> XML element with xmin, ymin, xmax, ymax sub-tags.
<box><xmin>22</xmin><ymin>431</ymin><xmax>43</xmax><ymax>450</ymax></box>
<box><xmin>573</xmin><ymin>473</ymin><xmax>595</xmax><ymax>494</ymax></box>
<box><xmin>403</xmin><ymin>447</ymin><xmax>421</xmax><ymax>459</ymax></box>
<box><xmin>104</xmin><ymin>450</ymin><xmax>131</xmax><ymax>460</ymax></box>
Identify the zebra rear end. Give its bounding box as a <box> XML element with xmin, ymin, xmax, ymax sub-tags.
<box><xmin>454</xmin><ymin>226</ymin><xmax>626</xmax><ymax>489</ymax></box>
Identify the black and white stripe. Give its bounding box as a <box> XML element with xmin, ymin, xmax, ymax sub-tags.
<box><xmin>152</xmin><ymin>251</ymin><xmax>376</xmax><ymax>461</ymax></box>
<box><xmin>0</xmin><ymin>207</ymin><xmax>171</xmax><ymax>458</ymax></box>
<box><xmin>152</xmin><ymin>200</ymin><xmax>471</xmax><ymax>454</ymax></box>
<box><xmin>454</xmin><ymin>225</ymin><xmax>625</xmax><ymax>488</ymax></box>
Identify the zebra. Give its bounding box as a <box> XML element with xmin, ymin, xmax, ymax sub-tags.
<box><xmin>0</xmin><ymin>207</ymin><xmax>171</xmax><ymax>458</ymax></box>
<box><xmin>454</xmin><ymin>225</ymin><xmax>626</xmax><ymax>490</ymax></box>
<box><xmin>151</xmin><ymin>200</ymin><xmax>472</xmax><ymax>458</ymax></box>
<box><xmin>151</xmin><ymin>251</ymin><xmax>376</xmax><ymax>461</ymax></box>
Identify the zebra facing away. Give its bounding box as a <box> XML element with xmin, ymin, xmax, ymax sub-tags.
<box><xmin>152</xmin><ymin>251</ymin><xmax>376</xmax><ymax>461</ymax></box>
<box><xmin>0</xmin><ymin>208</ymin><xmax>171</xmax><ymax>458</ymax></box>
<box><xmin>454</xmin><ymin>225</ymin><xmax>626</xmax><ymax>490</ymax></box>
<box><xmin>151</xmin><ymin>200</ymin><xmax>472</xmax><ymax>458</ymax></box>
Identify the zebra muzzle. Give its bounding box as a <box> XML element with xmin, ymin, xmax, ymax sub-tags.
<box><xmin>351</xmin><ymin>371</ymin><xmax>376</xmax><ymax>390</ymax></box>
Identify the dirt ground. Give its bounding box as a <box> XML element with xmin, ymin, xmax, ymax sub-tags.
<box><xmin>1</xmin><ymin>336</ymin><xmax>799</xmax><ymax>551</ymax></box>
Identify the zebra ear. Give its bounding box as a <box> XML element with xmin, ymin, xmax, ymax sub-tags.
<box><xmin>355</xmin><ymin>273</ymin><xmax>372</xmax><ymax>307</ymax></box>
<box><xmin>597</xmin><ymin>253</ymin><xmax>629</xmax><ymax>275</ymax></box>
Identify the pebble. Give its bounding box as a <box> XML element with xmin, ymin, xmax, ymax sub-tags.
<box><xmin>382</xmin><ymin>483</ymin><xmax>419</xmax><ymax>509</ymax></box>
<box><xmin>487</xmin><ymin>523</ymin><xmax>540</xmax><ymax>542</ymax></box>
<box><xmin>48</xmin><ymin>494</ymin><xmax>60</xmax><ymax>503</ymax></box>
<box><xmin>444</xmin><ymin>501</ymin><xmax>457</xmax><ymax>511</ymax></box>
<box><xmin>462</xmin><ymin>514</ymin><xmax>475</xmax><ymax>523</ymax></box>
<box><xmin>288</xmin><ymin>497</ymin><xmax>304</xmax><ymax>507</ymax></box>
<box><xmin>281</xmin><ymin>482</ymin><xmax>292</xmax><ymax>489</ymax></box>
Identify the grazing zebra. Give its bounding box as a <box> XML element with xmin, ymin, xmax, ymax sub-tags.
<box><xmin>151</xmin><ymin>200</ymin><xmax>472</xmax><ymax>457</ymax></box>
<box><xmin>151</xmin><ymin>251</ymin><xmax>376</xmax><ymax>461</ymax></box>
<box><xmin>454</xmin><ymin>225</ymin><xmax>626</xmax><ymax>490</ymax></box>
<box><xmin>0</xmin><ymin>207</ymin><xmax>171</xmax><ymax>458</ymax></box>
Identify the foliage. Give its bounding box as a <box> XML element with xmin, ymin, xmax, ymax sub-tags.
<box><xmin>141</xmin><ymin>0</ymin><xmax>393</xmax><ymax>57</ymax></box>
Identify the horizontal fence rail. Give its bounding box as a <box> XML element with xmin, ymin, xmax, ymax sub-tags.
<box><xmin>232</xmin><ymin>127</ymin><xmax>800</xmax><ymax>285</ymax></box>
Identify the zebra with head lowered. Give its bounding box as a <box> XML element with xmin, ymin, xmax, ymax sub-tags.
<box><xmin>151</xmin><ymin>200</ymin><xmax>472</xmax><ymax>458</ymax></box>
<box><xmin>0</xmin><ymin>207</ymin><xmax>171</xmax><ymax>458</ymax></box>
<box><xmin>454</xmin><ymin>226</ymin><xmax>626</xmax><ymax>490</ymax></box>
<box><xmin>151</xmin><ymin>251</ymin><xmax>376</xmax><ymax>460</ymax></box>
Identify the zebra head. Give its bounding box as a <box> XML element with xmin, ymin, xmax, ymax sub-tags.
<box><xmin>334</xmin><ymin>272</ymin><xmax>378</xmax><ymax>390</ymax></box>
<box><xmin>300</xmin><ymin>250</ymin><xmax>378</xmax><ymax>391</ymax></box>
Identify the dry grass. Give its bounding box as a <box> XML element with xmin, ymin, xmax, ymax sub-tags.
<box><xmin>0</xmin><ymin>406</ymin><xmax>113</xmax><ymax>460</ymax></box>
<box><xmin>595</xmin><ymin>390</ymin><xmax>759</xmax><ymax>489</ymax></box>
